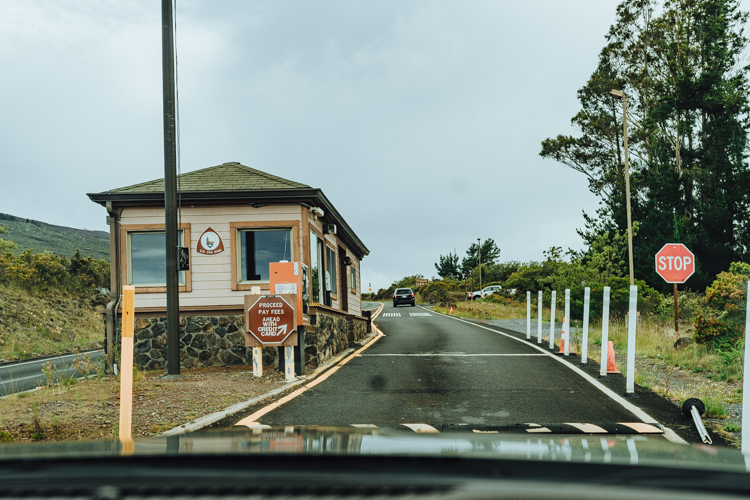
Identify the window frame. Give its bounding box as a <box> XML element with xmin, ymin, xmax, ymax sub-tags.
<box><xmin>349</xmin><ymin>261</ymin><xmax>357</xmax><ymax>291</ymax></box>
<box><xmin>120</xmin><ymin>223</ymin><xmax>192</xmax><ymax>294</ymax></box>
<box><xmin>309</xmin><ymin>229</ymin><xmax>324</xmax><ymax>304</ymax></box>
<box><xmin>230</xmin><ymin>220</ymin><xmax>300</xmax><ymax>291</ymax></box>
<box><xmin>325</xmin><ymin>244</ymin><xmax>337</xmax><ymax>298</ymax></box>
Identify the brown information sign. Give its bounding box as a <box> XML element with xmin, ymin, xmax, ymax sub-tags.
<box><xmin>246</xmin><ymin>295</ymin><xmax>296</xmax><ymax>345</ymax></box>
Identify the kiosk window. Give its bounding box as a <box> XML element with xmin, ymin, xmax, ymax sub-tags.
<box><xmin>239</xmin><ymin>229</ymin><xmax>292</xmax><ymax>282</ymax></box>
<box><xmin>326</xmin><ymin>245</ymin><xmax>337</xmax><ymax>295</ymax></box>
<box><xmin>128</xmin><ymin>231</ymin><xmax>185</xmax><ymax>286</ymax></box>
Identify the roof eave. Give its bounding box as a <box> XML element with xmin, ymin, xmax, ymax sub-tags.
<box><xmin>87</xmin><ymin>188</ymin><xmax>370</xmax><ymax>257</ymax></box>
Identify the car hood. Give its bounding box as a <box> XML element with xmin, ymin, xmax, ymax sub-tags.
<box><xmin>0</xmin><ymin>425</ymin><xmax>747</xmax><ymax>473</ymax></box>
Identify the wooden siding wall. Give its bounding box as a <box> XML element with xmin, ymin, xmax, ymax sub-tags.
<box><xmin>119</xmin><ymin>204</ymin><xmax>361</xmax><ymax>316</ymax></box>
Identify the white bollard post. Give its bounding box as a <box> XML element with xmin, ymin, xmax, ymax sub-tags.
<box><xmin>537</xmin><ymin>291</ymin><xmax>543</xmax><ymax>344</ymax></box>
<box><xmin>600</xmin><ymin>287</ymin><xmax>611</xmax><ymax>377</ymax></box>
<box><xmin>285</xmin><ymin>345</ymin><xmax>295</xmax><ymax>380</ymax></box>
<box><xmin>252</xmin><ymin>346</ymin><xmax>263</xmax><ymax>377</ymax></box>
<box><xmin>581</xmin><ymin>287</ymin><xmax>590</xmax><ymax>364</ymax></box>
<box><xmin>526</xmin><ymin>291</ymin><xmax>531</xmax><ymax>339</ymax></box>
<box><xmin>564</xmin><ymin>289</ymin><xmax>571</xmax><ymax>356</ymax></box>
<box><xmin>626</xmin><ymin>285</ymin><xmax>638</xmax><ymax>394</ymax></box>
<box><xmin>742</xmin><ymin>281</ymin><xmax>750</xmax><ymax>454</ymax></box>
<box><xmin>549</xmin><ymin>291</ymin><xmax>557</xmax><ymax>350</ymax></box>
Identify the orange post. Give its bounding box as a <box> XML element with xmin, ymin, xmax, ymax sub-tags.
<box><xmin>119</xmin><ymin>286</ymin><xmax>135</xmax><ymax>453</ymax></box>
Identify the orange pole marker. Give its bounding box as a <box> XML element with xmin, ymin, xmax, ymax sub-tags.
<box><xmin>119</xmin><ymin>286</ymin><xmax>135</xmax><ymax>452</ymax></box>
<box><xmin>449</xmin><ymin>307</ymin><xmax>454</xmax><ymax>315</ymax></box>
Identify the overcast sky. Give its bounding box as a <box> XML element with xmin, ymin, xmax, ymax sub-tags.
<box><xmin>3</xmin><ymin>1</ymin><xmax>733</xmax><ymax>291</ymax></box>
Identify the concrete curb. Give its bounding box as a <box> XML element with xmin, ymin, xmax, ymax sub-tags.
<box><xmin>162</xmin><ymin>303</ymin><xmax>385</xmax><ymax>436</ymax></box>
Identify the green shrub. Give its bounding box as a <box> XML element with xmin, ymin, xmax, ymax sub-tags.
<box><xmin>693</xmin><ymin>313</ymin><xmax>740</xmax><ymax>346</ymax></box>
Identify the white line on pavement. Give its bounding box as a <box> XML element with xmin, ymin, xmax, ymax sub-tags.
<box><xmin>422</xmin><ymin>305</ymin><xmax>688</xmax><ymax>445</ymax></box>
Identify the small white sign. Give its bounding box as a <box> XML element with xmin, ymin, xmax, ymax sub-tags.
<box><xmin>275</xmin><ymin>283</ymin><xmax>297</xmax><ymax>294</ymax></box>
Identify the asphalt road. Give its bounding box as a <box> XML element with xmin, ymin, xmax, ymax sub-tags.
<box><xmin>242</xmin><ymin>303</ymin><xmax>646</xmax><ymax>429</ymax></box>
<box><xmin>0</xmin><ymin>350</ymin><xmax>104</xmax><ymax>397</ymax></box>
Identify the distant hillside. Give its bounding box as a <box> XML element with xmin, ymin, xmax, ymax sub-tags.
<box><xmin>0</xmin><ymin>213</ymin><xmax>109</xmax><ymax>261</ymax></box>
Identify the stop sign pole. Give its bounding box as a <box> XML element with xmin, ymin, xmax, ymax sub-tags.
<box><xmin>655</xmin><ymin>243</ymin><xmax>695</xmax><ymax>341</ymax></box>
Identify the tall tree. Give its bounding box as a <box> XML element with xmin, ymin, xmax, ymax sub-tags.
<box><xmin>435</xmin><ymin>252</ymin><xmax>461</xmax><ymax>279</ymax></box>
<box><xmin>461</xmin><ymin>239</ymin><xmax>501</xmax><ymax>276</ymax></box>
<box><xmin>541</xmin><ymin>0</ymin><xmax>750</xmax><ymax>291</ymax></box>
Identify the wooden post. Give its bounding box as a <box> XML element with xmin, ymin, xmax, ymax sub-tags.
<box><xmin>673</xmin><ymin>283</ymin><xmax>679</xmax><ymax>341</ymax></box>
<box><xmin>119</xmin><ymin>286</ymin><xmax>135</xmax><ymax>453</ymax></box>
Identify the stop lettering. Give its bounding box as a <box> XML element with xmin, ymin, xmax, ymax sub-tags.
<box><xmin>655</xmin><ymin>244</ymin><xmax>695</xmax><ymax>283</ymax></box>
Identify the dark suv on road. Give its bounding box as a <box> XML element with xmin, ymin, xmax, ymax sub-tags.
<box><xmin>393</xmin><ymin>288</ymin><xmax>416</xmax><ymax>307</ymax></box>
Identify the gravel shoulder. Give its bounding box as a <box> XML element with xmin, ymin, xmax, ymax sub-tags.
<box><xmin>0</xmin><ymin>365</ymin><xmax>288</xmax><ymax>442</ymax></box>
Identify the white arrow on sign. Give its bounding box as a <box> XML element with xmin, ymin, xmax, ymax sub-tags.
<box><xmin>277</xmin><ymin>324</ymin><xmax>288</xmax><ymax>336</ymax></box>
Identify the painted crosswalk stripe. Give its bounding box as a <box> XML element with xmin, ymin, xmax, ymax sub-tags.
<box><xmin>360</xmin><ymin>353</ymin><xmax>548</xmax><ymax>357</ymax></box>
<box><xmin>382</xmin><ymin>313</ymin><xmax>401</xmax><ymax>317</ymax></box>
<box><xmin>409</xmin><ymin>312</ymin><xmax>432</xmax><ymax>317</ymax></box>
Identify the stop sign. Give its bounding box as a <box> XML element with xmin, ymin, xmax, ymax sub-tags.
<box><xmin>655</xmin><ymin>244</ymin><xmax>695</xmax><ymax>283</ymax></box>
<box><xmin>247</xmin><ymin>296</ymin><xmax>296</xmax><ymax>344</ymax></box>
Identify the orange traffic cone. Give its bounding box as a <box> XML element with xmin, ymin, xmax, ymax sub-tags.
<box><xmin>606</xmin><ymin>341</ymin><xmax>621</xmax><ymax>374</ymax></box>
<box><xmin>449</xmin><ymin>306</ymin><xmax>454</xmax><ymax>315</ymax></box>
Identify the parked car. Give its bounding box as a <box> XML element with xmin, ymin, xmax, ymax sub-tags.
<box><xmin>393</xmin><ymin>287</ymin><xmax>416</xmax><ymax>307</ymax></box>
<box><xmin>471</xmin><ymin>285</ymin><xmax>502</xmax><ymax>300</ymax></box>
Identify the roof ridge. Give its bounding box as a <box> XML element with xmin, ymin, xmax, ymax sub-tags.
<box><xmin>106</xmin><ymin>162</ymin><xmax>310</xmax><ymax>193</ymax></box>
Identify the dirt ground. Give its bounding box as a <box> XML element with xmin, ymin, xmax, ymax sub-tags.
<box><xmin>0</xmin><ymin>365</ymin><xmax>287</xmax><ymax>442</ymax></box>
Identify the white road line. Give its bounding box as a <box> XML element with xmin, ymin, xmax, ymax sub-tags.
<box><xmin>409</xmin><ymin>312</ymin><xmax>432</xmax><ymax>317</ymax></box>
<box><xmin>422</xmin><ymin>305</ymin><xmax>688</xmax><ymax>445</ymax></box>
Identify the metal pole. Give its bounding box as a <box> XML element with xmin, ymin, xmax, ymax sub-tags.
<box><xmin>162</xmin><ymin>0</ymin><xmax>180</xmax><ymax>376</ymax></box>
<box><xmin>477</xmin><ymin>238</ymin><xmax>482</xmax><ymax>292</ymax></box>
<box><xmin>621</xmin><ymin>96</ymin><xmax>635</xmax><ymax>287</ymax></box>
<box><xmin>673</xmin><ymin>283</ymin><xmax>679</xmax><ymax>341</ymax></box>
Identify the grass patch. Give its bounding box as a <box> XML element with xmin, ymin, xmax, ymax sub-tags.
<box><xmin>0</xmin><ymin>283</ymin><xmax>104</xmax><ymax>362</ymax></box>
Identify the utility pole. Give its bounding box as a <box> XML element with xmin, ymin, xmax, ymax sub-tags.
<box><xmin>162</xmin><ymin>0</ymin><xmax>180</xmax><ymax>376</ymax></box>
<box><xmin>477</xmin><ymin>238</ymin><xmax>482</xmax><ymax>292</ymax></box>
<box><xmin>611</xmin><ymin>89</ymin><xmax>635</xmax><ymax>286</ymax></box>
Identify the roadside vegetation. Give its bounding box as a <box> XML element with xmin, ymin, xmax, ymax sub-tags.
<box><xmin>0</xmin><ymin>226</ymin><xmax>108</xmax><ymax>361</ymax></box>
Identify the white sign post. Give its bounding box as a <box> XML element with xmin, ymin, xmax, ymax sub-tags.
<box><xmin>252</xmin><ymin>346</ymin><xmax>263</xmax><ymax>377</ymax></box>
<box><xmin>626</xmin><ymin>285</ymin><xmax>638</xmax><ymax>394</ymax></box>
<box><xmin>600</xmin><ymin>287</ymin><xmax>611</xmax><ymax>377</ymax></box>
<box><xmin>526</xmin><ymin>292</ymin><xmax>531</xmax><ymax>339</ymax></box>
<box><xmin>564</xmin><ymin>289</ymin><xmax>571</xmax><ymax>356</ymax></box>
<box><xmin>284</xmin><ymin>345</ymin><xmax>295</xmax><ymax>381</ymax></box>
<box><xmin>742</xmin><ymin>281</ymin><xmax>750</xmax><ymax>454</ymax></box>
<box><xmin>537</xmin><ymin>291</ymin><xmax>543</xmax><ymax>344</ymax></box>
<box><xmin>549</xmin><ymin>291</ymin><xmax>557</xmax><ymax>350</ymax></box>
<box><xmin>581</xmin><ymin>287</ymin><xmax>590</xmax><ymax>364</ymax></box>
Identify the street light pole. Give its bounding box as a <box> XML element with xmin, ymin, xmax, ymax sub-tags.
<box><xmin>611</xmin><ymin>89</ymin><xmax>635</xmax><ymax>287</ymax></box>
<box><xmin>477</xmin><ymin>238</ymin><xmax>482</xmax><ymax>292</ymax></box>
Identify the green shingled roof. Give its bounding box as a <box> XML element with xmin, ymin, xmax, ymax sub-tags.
<box><xmin>109</xmin><ymin>162</ymin><xmax>310</xmax><ymax>194</ymax></box>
